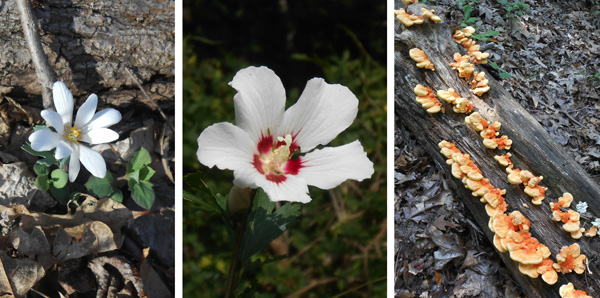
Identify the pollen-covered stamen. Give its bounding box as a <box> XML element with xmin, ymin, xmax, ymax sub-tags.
<box><xmin>64</xmin><ymin>125</ymin><xmax>82</xmax><ymax>142</ymax></box>
<box><xmin>262</xmin><ymin>134</ymin><xmax>293</xmax><ymax>175</ymax></box>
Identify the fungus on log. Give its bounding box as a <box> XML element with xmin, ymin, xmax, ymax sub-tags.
<box><xmin>395</xmin><ymin>3</ymin><xmax>600</xmax><ymax>297</ymax></box>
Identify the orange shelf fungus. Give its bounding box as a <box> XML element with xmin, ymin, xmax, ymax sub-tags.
<box><xmin>553</xmin><ymin>244</ymin><xmax>586</xmax><ymax>275</ymax></box>
<box><xmin>518</xmin><ymin>259</ymin><xmax>558</xmax><ymax>285</ymax></box>
<box><xmin>551</xmin><ymin>193</ymin><xmax>585</xmax><ymax>239</ymax></box>
<box><xmin>409</xmin><ymin>48</ymin><xmax>435</xmax><ymax>71</ymax></box>
<box><xmin>450</xmin><ymin>53</ymin><xmax>475</xmax><ymax>79</ymax></box>
<box><xmin>494</xmin><ymin>153</ymin><xmax>513</xmax><ymax>169</ymax></box>
<box><xmin>453</xmin><ymin>27</ymin><xmax>490</xmax><ymax>65</ymax></box>
<box><xmin>395</xmin><ymin>9</ymin><xmax>424</xmax><ymax>27</ymax></box>
<box><xmin>559</xmin><ymin>283</ymin><xmax>592</xmax><ymax>298</ymax></box>
<box><xmin>465</xmin><ymin>112</ymin><xmax>488</xmax><ymax>131</ymax></box>
<box><xmin>420</xmin><ymin>8</ymin><xmax>442</xmax><ymax>23</ymax></box>
<box><xmin>414</xmin><ymin>84</ymin><xmax>442</xmax><ymax>113</ymax></box>
<box><xmin>453</xmin><ymin>26</ymin><xmax>476</xmax><ymax>44</ymax></box>
<box><xmin>584</xmin><ymin>225</ymin><xmax>598</xmax><ymax>237</ymax></box>
<box><xmin>401</xmin><ymin>0</ymin><xmax>418</xmax><ymax>4</ymax></box>
<box><xmin>470</xmin><ymin>71</ymin><xmax>490</xmax><ymax>96</ymax></box>
<box><xmin>437</xmin><ymin>89</ymin><xmax>473</xmax><ymax>114</ymax></box>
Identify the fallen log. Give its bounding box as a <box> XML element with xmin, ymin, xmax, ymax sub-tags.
<box><xmin>394</xmin><ymin>3</ymin><xmax>600</xmax><ymax>297</ymax></box>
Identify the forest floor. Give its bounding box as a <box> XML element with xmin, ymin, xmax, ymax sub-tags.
<box><xmin>394</xmin><ymin>0</ymin><xmax>600</xmax><ymax>297</ymax></box>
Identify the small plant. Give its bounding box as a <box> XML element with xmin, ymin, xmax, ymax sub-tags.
<box><xmin>489</xmin><ymin>61</ymin><xmax>513</xmax><ymax>78</ymax></box>
<box><xmin>461</xmin><ymin>4</ymin><xmax>479</xmax><ymax>27</ymax></box>
<box><xmin>497</xmin><ymin>0</ymin><xmax>530</xmax><ymax>20</ymax></box>
<box><xmin>472</xmin><ymin>30</ymin><xmax>499</xmax><ymax>41</ymax></box>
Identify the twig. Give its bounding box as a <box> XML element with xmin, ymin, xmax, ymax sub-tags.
<box><xmin>125</xmin><ymin>68</ymin><xmax>174</xmax><ymax>131</ymax></box>
<box><xmin>29</xmin><ymin>288</ymin><xmax>51</xmax><ymax>298</ymax></box>
<box><xmin>284</xmin><ymin>277</ymin><xmax>338</xmax><ymax>298</ymax></box>
<box><xmin>160</xmin><ymin>121</ymin><xmax>175</xmax><ymax>184</ymax></box>
<box><xmin>16</xmin><ymin>0</ymin><xmax>56</xmax><ymax>109</ymax></box>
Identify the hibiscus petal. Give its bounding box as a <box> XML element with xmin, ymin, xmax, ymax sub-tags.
<box><xmin>256</xmin><ymin>174</ymin><xmax>311</xmax><ymax>203</ymax></box>
<box><xmin>197</xmin><ymin>122</ymin><xmax>256</xmax><ymax>171</ymax></box>
<box><xmin>82</xmin><ymin>108</ymin><xmax>122</xmax><ymax>132</ymax></box>
<box><xmin>75</xmin><ymin>94</ymin><xmax>98</xmax><ymax>128</ymax></box>
<box><xmin>29</xmin><ymin>129</ymin><xmax>62</xmax><ymax>151</ymax></box>
<box><xmin>53</xmin><ymin>81</ymin><xmax>74</xmax><ymax>126</ymax></box>
<box><xmin>230</xmin><ymin>66</ymin><xmax>285</xmax><ymax>143</ymax></box>
<box><xmin>281</xmin><ymin>78</ymin><xmax>358</xmax><ymax>152</ymax></box>
<box><xmin>79</xmin><ymin>145</ymin><xmax>107</xmax><ymax>178</ymax></box>
<box><xmin>297</xmin><ymin>140</ymin><xmax>373</xmax><ymax>189</ymax></box>
<box><xmin>69</xmin><ymin>145</ymin><xmax>80</xmax><ymax>182</ymax></box>
<box><xmin>81</xmin><ymin>128</ymin><xmax>119</xmax><ymax>144</ymax></box>
<box><xmin>41</xmin><ymin>110</ymin><xmax>64</xmax><ymax>133</ymax></box>
<box><xmin>55</xmin><ymin>141</ymin><xmax>73</xmax><ymax>160</ymax></box>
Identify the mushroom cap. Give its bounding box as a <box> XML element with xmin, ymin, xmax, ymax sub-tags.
<box><xmin>518</xmin><ymin>263</ymin><xmax>539</xmax><ymax>278</ymax></box>
<box><xmin>509</xmin><ymin>237</ymin><xmax>545</xmax><ymax>265</ymax></box>
<box><xmin>414</xmin><ymin>84</ymin><xmax>429</xmax><ymax>96</ymax></box>
<box><xmin>507</xmin><ymin>171</ymin><xmax>523</xmax><ymax>184</ymax></box>
<box><xmin>558</xmin><ymin>283</ymin><xmax>592</xmax><ymax>298</ymax></box>
<box><xmin>536</xmin><ymin>259</ymin><xmax>558</xmax><ymax>285</ymax></box>
<box><xmin>584</xmin><ymin>225</ymin><xmax>598</xmax><ymax>237</ymax></box>
<box><xmin>563</xmin><ymin>221</ymin><xmax>582</xmax><ymax>233</ymax></box>
<box><xmin>493</xmin><ymin>234</ymin><xmax>507</xmax><ymax>252</ymax></box>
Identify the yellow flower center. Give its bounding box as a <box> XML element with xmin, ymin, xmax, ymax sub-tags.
<box><xmin>262</xmin><ymin>134</ymin><xmax>292</xmax><ymax>175</ymax></box>
<box><xmin>64</xmin><ymin>125</ymin><xmax>82</xmax><ymax>142</ymax></box>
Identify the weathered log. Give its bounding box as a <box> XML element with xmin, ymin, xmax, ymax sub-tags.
<box><xmin>0</xmin><ymin>0</ymin><xmax>174</xmax><ymax>110</ymax></box>
<box><xmin>395</xmin><ymin>4</ymin><xmax>600</xmax><ymax>297</ymax></box>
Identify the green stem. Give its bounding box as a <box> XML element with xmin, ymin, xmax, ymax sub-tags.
<box><xmin>225</xmin><ymin>221</ymin><xmax>244</xmax><ymax>297</ymax></box>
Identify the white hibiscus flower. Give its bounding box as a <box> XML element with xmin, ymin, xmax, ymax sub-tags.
<box><xmin>29</xmin><ymin>81</ymin><xmax>122</xmax><ymax>182</ymax></box>
<box><xmin>197</xmin><ymin>66</ymin><xmax>374</xmax><ymax>203</ymax></box>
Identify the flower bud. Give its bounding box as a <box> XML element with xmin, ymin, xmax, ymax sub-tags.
<box><xmin>227</xmin><ymin>185</ymin><xmax>251</xmax><ymax>215</ymax></box>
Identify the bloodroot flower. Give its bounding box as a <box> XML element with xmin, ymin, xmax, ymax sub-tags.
<box><xmin>29</xmin><ymin>81</ymin><xmax>121</xmax><ymax>182</ymax></box>
<box><xmin>197</xmin><ymin>66</ymin><xmax>374</xmax><ymax>203</ymax></box>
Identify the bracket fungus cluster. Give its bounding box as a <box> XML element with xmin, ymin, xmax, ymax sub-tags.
<box><xmin>553</xmin><ymin>243</ymin><xmax>586</xmax><ymax>275</ymax></box>
<box><xmin>420</xmin><ymin>8</ymin><xmax>442</xmax><ymax>23</ymax></box>
<box><xmin>401</xmin><ymin>0</ymin><xmax>419</xmax><ymax>4</ymax></box>
<box><xmin>439</xmin><ymin>141</ymin><xmax>562</xmax><ymax>285</ymax></box>
<box><xmin>494</xmin><ymin>153</ymin><xmax>547</xmax><ymax>205</ymax></box>
<box><xmin>449</xmin><ymin>53</ymin><xmax>475</xmax><ymax>79</ymax></box>
<box><xmin>551</xmin><ymin>193</ymin><xmax>586</xmax><ymax>239</ymax></box>
<box><xmin>394</xmin><ymin>9</ymin><xmax>423</xmax><ymax>27</ymax></box>
<box><xmin>437</xmin><ymin>89</ymin><xmax>473</xmax><ymax>114</ymax></box>
<box><xmin>470</xmin><ymin>71</ymin><xmax>490</xmax><ymax>96</ymax></box>
<box><xmin>409</xmin><ymin>48</ymin><xmax>435</xmax><ymax>71</ymax></box>
<box><xmin>559</xmin><ymin>283</ymin><xmax>592</xmax><ymax>298</ymax></box>
<box><xmin>465</xmin><ymin>112</ymin><xmax>512</xmax><ymax>150</ymax></box>
<box><xmin>414</xmin><ymin>84</ymin><xmax>442</xmax><ymax>113</ymax></box>
<box><xmin>453</xmin><ymin>26</ymin><xmax>490</xmax><ymax>65</ymax></box>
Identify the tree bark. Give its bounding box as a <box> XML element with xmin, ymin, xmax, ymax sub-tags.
<box><xmin>0</xmin><ymin>0</ymin><xmax>174</xmax><ymax>110</ymax></box>
<box><xmin>395</xmin><ymin>4</ymin><xmax>600</xmax><ymax>297</ymax></box>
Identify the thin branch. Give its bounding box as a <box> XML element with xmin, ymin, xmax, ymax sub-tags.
<box><xmin>16</xmin><ymin>0</ymin><xmax>56</xmax><ymax>109</ymax></box>
<box><xmin>125</xmin><ymin>68</ymin><xmax>174</xmax><ymax>131</ymax></box>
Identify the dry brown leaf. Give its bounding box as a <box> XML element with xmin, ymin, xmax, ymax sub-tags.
<box><xmin>0</xmin><ymin>253</ymin><xmax>45</xmax><ymax>297</ymax></box>
<box><xmin>89</xmin><ymin>256</ymin><xmax>147</xmax><ymax>298</ymax></box>
<box><xmin>53</xmin><ymin>221</ymin><xmax>121</xmax><ymax>262</ymax></box>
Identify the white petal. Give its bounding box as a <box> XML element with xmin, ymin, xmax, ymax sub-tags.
<box><xmin>41</xmin><ymin>110</ymin><xmax>64</xmax><ymax>133</ymax></box>
<box><xmin>53</xmin><ymin>81</ymin><xmax>74</xmax><ymax>126</ymax></box>
<box><xmin>256</xmin><ymin>174</ymin><xmax>311</xmax><ymax>203</ymax></box>
<box><xmin>55</xmin><ymin>141</ymin><xmax>73</xmax><ymax>159</ymax></box>
<box><xmin>29</xmin><ymin>129</ymin><xmax>62</xmax><ymax>151</ymax></box>
<box><xmin>230</xmin><ymin>66</ymin><xmax>285</xmax><ymax>143</ymax></box>
<box><xmin>80</xmin><ymin>128</ymin><xmax>119</xmax><ymax>144</ymax></box>
<box><xmin>297</xmin><ymin>140</ymin><xmax>373</xmax><ymax>189</ymax></box>
<box><xmin>75</xmin><ymin>94</ymin><xmax>98</xmax><ymax>128</ymax></box>
<box><xmin>79</xmin><ymin>145</ymin><xmax>107</xmax><ymax>178</ymax></box>
<box><xmin>281</xmin><ymin>78</ymin><xmax>358</xmax><ymax>152</ymax></box>
<box><xmin>82</xmin><ymin>108</ymin><xmax>121</xmax><ymax>133</ymax></box>
<box><xmin>69</xmin><ymin>145</ymin><xmax>81</xmax><ymax>182</ymax></box>
<box><xmin>232</xmin><ymin>163</ymin><xmax>259</xmax><ymax>189</ymax></box>
<box><xmin>197</xmin><ymin>122</ymin><xmax>255</xmax><ymax>171</ymax></box>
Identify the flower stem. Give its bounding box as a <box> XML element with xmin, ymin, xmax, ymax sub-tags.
<box><xmin>224</xmin><ymin>220</ymin><xmax>244</xmax><ymax>297</ymax></box>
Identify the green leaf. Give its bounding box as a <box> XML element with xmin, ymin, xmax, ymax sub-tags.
<box><xmin>489</xmin><ymin>62</ymin><xmax>499</xmax><ymax>69</ymax></box>
<box><xmin>139</xmin><ymin>165</ymin><xmax>156</xmax><ymax>181</ymax></box>
<box><xmin>35</xmin><ymin>175</ymin><xmax>50</xmax><ymax>191</ymax></box>
<box><xmin>239</xmin><ymin>188</ymin><xmax>301</xmax><ymax>262</ymax></box>
<box><xmin>34</xmin><ymin>163</ymin><xmax>49</xmax><ymax>176</ymax></box>
<box><xmin>49</xmin><ymin>184</ymin><xmax>71</xmax><ymax>205</ymax></box>
<box><xmin>463</xmin><ymin>4</ymin><xmax>472</xmax><ymax>18</ymax></box>
<box><xmin>183</xmin><ymin>171</ymin><xmax>227</xmax><ymax>216</ymax></box>
<box><xmin>85</xmin><ymin>172</ymin><xmax>123</xmax><ymax>202</ymax></box>
<box><xmin>500</xmin><ymin>72</ymin><xmax>513</xmax><ymax>78</ymax></box>
<box><xmin>22</xmin><ymin>143</ymin><xmax>58</xmax><ymax>166</ymax></box>
<box><xmin>50</xmin><ymin>169</ymin><xmax>69</xmax><ymax>188</ymax></box>
<box><xmin>127</xmin><ymin>147</ymin><xmax>152</xmax><ymax>173</ymax></box>
<box><xmin>130</xmin><ymin>180</ymin><xmax>155</xmax><ymax>210</ymax></box>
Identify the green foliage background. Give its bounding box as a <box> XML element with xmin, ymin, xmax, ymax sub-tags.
<box><xmin>183</xmin><ymin>1</ymin><xmax>387</xmax><ymax>296</ymax></box>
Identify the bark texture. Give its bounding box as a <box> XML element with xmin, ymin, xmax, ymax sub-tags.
<box><xmin>0</xmin><ymin>0</ymin><xmax>174</xmax><ymax>109</ymax></box>
<box><xmin>395</xmin><ymin>4</ymin><xmax>600</xmax><ymax>297</ymax></box>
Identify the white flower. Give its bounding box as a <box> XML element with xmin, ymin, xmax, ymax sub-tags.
<box><xmin>576</xmin><ymin>201</ymin><xmax>588</xmax><ymax>214</ymax></box>
<box><xmin>592</xmin><ymin>218</ymin><xmax>600</xmax><ymax>229</ymax></box>
<box><xmin>29</xmin><ymin>81</ymin><xmax>121</xmax><ymax>182</ymax></box>
<box><xmin>197</xmin><ymin>66</ymin><xmax>374</xmax><ymax>203</ymax></box>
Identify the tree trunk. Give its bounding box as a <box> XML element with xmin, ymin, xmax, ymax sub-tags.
<box><xmin>0</xmin><ymin>0</ymin><xmax>174</xmax><ymax>110</ymax></box>
<box><xmin>395</xmin><ymin>4</ymin><xmax>600</xmax><ymax>297</ymax></box>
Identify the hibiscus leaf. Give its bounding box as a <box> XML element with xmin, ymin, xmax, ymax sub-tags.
<box><xmin>127</xmin><ymin>147</ymin><xmax>152</xmax><ymax>174</ymax></box>
<box><xmin>183</xmin><ymin>171</ymin><xmax>227</xmax><ymax>216</ymax></box>
<box><xmin>239</xmin><ymin>188</ymin><xmax>301</xmax><ymax>262</ymax></box>
<box><xmin>130</xmin><ymin>180</ymin><xmax>155</xmax><ymax>210</ymax></box>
